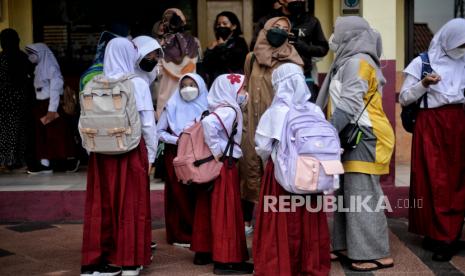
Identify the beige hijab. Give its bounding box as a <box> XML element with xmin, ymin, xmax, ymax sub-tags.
<box><xmin>253</xmin><ymin>17</ymin><xmax>304</xmax><ymax>68</ymax></box>
<box><xmin>163</xmin><ymin>8</ymin><xmax>187</xmax><ymax>24</ymax></box>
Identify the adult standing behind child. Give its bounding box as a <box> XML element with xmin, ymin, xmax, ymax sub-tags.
<box><xmin>156</xmin><ymin>8</ymin><xmax>201</xmax><ymax>119</ymax></box>
<box><xmin>0</xmin><ymin>29</ymin><xmax>34</xmax><ymax>171</ymax></box>
<box><xmin>202</xmin><ymin>11</ymin><xmax>249</xmax><ymax>87</ymax></box>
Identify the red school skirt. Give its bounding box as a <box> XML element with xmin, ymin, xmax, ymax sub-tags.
<box><xmin>164</xmin><ymin>143</ymin><xmax>195</xmax><ymax>244</ymax></box>
<box><xmin>190</xmin><ymin>160</ymin><xmax>249</xmax><ymax>263</ymax></box>
<box><xmin>409</xmin><ymin>104</ymin><xmax>465</xmax><ymax>241</ymax></box>
<box><xmin>33</xmin><ymin>99</ymin><xmax>76</xmax><ymax>160</ymax></box>
<box><xmin>81</xmin><ymin>139</ymin><xmax>152</xmax><ymax>266</ymax></box>
<box><xmin>253</xmin><ymin>161</ymin><xmax>330</xmax><ymax>276</ymax></box>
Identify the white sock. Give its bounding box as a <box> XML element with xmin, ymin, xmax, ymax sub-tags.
<box><xmin>40</xmin><ymin>159</ymin><xmax>50</xmax><ymax>167</ymax></box>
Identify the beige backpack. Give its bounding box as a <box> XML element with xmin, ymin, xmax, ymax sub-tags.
<box><xmin>78</xmin><ymin>74</ymin><xmax>141</xmax><ymax>155</ymax></box>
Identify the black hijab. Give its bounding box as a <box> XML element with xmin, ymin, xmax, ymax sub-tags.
<box><xmin>0</xmin><ymin>28</ymin><xmax>32</xmax><ymax>87</ymax></box>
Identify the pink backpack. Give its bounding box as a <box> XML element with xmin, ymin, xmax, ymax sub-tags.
<box><xmin>173</xmin><ymin>107</ymin><xmax>237</xmax><ymax>185</ymax></box>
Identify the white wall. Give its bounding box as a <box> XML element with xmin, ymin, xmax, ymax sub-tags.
<box><xmin>415</xmin><ymin>0</ymin><xmax>455</xmax><ymax>33</ymax></box>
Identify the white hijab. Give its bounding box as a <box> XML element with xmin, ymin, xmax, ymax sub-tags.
<box><xmin>165</xmin><ymin>73</ymin><xmax>208</xmax><ymax>136</ymax></box>
<box><xmin>405</xmin><ymin>18</ymin><xmax>465</xmax><ymax>95</ymax></box>
<box><xmin>103</xmin><ymin>37</ymin><xmax>138</xmax><ymax>79</ymax></box>
<box><xmin>256</xmin><ymin>63</ymin><xmax>311</xmax><ymax>141</ymax></box>
<box><xmin>133</xmin><ymin>35</ymin><xmax>162</xmax><ymax>85</ymax></box>
<box><xmin>25</xmin><ymin>43</ymin><xmax>63</xmax><ymax>90</ymax></box>
<box><xmin>207</xmin><ymin>73</ymin><xmax>245</xmax><ymax>139</ymax></box>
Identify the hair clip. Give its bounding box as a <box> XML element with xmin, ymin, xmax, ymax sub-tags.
<box><xmin>227</xmin><ymin>74</ymin><xmax>242</xmax><ymax>85</ymax></box>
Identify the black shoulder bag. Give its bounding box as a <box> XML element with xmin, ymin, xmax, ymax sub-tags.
<box><xmin>400</xmin><ymin>52</ymin><xmax>431</xmax><ymax>133</ymax></box>
<box><xmin>339</xmin><ymin>94</ymin><xmax>375</xmax><ymax>151</ymax></box>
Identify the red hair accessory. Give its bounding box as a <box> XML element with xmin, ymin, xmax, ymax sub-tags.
<box><xmin>227</xmin><ymin>74</ymin><xmax>242</xmax><ymax>85</ymax></box>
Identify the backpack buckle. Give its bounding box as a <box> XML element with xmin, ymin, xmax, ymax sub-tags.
<box><xmin>107</xmin><ymin>128</ymin><xmax>129</xmax><ymax>150</ymax></box>
<box><xmin>83</xmin><ymin>95</ymin><xmax>93</xmax><ymax>110</ymax></box>
<box><xmin>80</xmin><ymin>128</ymin><xmax>98</xmax><ymax>149</ymax></box>
<box><xmin>112</xmin><ymin>95</ymin><xmax>122</xmax><ymax>110</ymax></box>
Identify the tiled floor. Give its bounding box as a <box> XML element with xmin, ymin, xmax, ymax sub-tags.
<box><xmin>0</xmin><ymin>167</ymin><xmax>164</xmax><ymax>191</ymax></box>
<box><xmin>0</xmin><ymin>163</ymin><xmax>424</xmax><ymax>275</ymax></box>
<box><xmin>0</xmin><ymin>220</ymin><xmax>464</xmax><ymax>276</ymax></box>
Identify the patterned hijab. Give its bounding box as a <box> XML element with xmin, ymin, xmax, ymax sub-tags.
<box><xmin>161</xmin><ymin>8</ymin><xmax>199</xmax><ymax>64</ymax></box>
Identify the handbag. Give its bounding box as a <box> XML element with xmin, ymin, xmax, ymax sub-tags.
<box><xmin>339</xmin><ymin>94</ymin><xmax>375</xmax><ymax>151</ymax></box>
<box><xmin>400</xmin><ymin>52</ymin><xmax>431</xmax><ymax>133</ymax></box>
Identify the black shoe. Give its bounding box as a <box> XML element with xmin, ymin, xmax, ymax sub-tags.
<box><xmin>432</xmin><ymin>242</ymin><xmax>456</xmax><ymax>262</ymax></box>
<box><xmin>151</xmin><ymin>241</ymin><xmax>157</xmax><ymax>250</ymax></box>
<box><xmin>80</xmin><ymin>264</ymin><xmax>98</xmax><ymax>276</ymax></box>
<box><xmin>81</xmin><ymin>264</ymin><xmax>121</xmax><ymax>276</ymax></box>
<box><xmin>422</xmin><ymin>236</ymin><xmax>439</xmax><ymax>251</ymax></box>
<box><xmin>27</xmin><ymin>164</ymin><xmax>53</xmax><ymax>175</ymax></box>
<box><xmin>213</xmin><ymin>262</ymin><xmax>254</xmax><ymax>275</ymax></box>
<box><xmin>193</xmin><ymin>252</ymin><xmax>212</xmax><ymax>265</ymax></box>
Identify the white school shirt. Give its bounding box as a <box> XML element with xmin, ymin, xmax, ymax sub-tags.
<box><xmin>157</xmin><ymin>110</ymin><xmax>179</xmax><ymax>145</ymax></box>
<box><xmin>255</xmin><ymin>133</ymin><xmax>275</xmax><ymax>163</ymax></box>
<box><xmin>132</xmin><ymin>77</ymin><xmax>158</xmax><ymax>163</ymax></box>
<box><xmin>201</xmin><ymin>106</ymin><xmax>242</xmax><ymax>159</ymax></box>
<box><xmin>400</xmin><ymin>56</ymin><xmax>465</xmax><ymax>108</ymax></box>
<box><xmin>34</xmin><ymin>69</ymin><xmax>64</xmax><ymax>112</ymax></box>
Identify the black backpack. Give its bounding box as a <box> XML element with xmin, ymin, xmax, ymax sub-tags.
<box><xmin>400</xmin><ymin>52</ymin><xmax>431</xmax><ymax>133</ymax></box>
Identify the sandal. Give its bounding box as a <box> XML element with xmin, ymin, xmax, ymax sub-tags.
<box><xmin>330</xmin><ymin>250</ymin><xmax>349</xmax><ymax>262</ymax></box>
<box><xmin>350</xmin><ymin>259</ymin><xmax>394</xmax><ymax>272</ymax></box>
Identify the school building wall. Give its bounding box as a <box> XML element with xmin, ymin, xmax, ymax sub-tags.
<box><xmin>0</xmin><ymin>0</ymin><xmax>33</xmax><ymax>49</ymax></box>
<box><xmin>1</xmin><ymin>0</ymin><xmax>411</xmax><ymax>212</ymax></box>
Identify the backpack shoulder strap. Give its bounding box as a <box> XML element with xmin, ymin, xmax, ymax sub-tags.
<box><xmin>418</xmin><ymin>52</ymin><xmax>430</xmax><ymax>108</ymax></box>
<box><xmin>211</xmin><ymin>106</ymin><xmax>238</xmax><ymax>136</ymax></box>
<box><xmin>419</xmin><ymin>52</ymin><xmax>433</xmax><ymax>76</ymax></box>
<box><xmin>210</xmin><ymin>105</ymin><xmax>239</xmax><ymax>165</ymax></box>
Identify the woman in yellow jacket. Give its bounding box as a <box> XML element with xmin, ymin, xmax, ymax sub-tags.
<box><xmin>317</xmin><ymin>16</ymin><xmax>395</xmax><ymax>272</ymax></box>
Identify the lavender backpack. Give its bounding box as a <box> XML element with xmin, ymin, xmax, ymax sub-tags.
<box><xmin>274</xmin><ymin>102</ymin><xmax>344</xmax><ymax>194</ymax></box>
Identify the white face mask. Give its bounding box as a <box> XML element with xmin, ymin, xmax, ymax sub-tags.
<box><xmin>328</xmin><ymin>33</ymin><xmax>339</xmax><ymax>53</ymax></box>
<box><xmin>237</xmin><ymin>92</ymin><xmax>248</xmax><ymax>109</ymax></box>
<box><xmin>446</xmin><ymin>48</ymin><xmax>465</xmax><ymax>60</ymax></box>
<box><xmin>180</xmin><ymin>86</ymin><xmax>199</xmax><ymax>102</ymax></box>
<box><xmin>28</xmin><ymin>54</ymin><xmax>39</xmax><ymax>64</ymax></box>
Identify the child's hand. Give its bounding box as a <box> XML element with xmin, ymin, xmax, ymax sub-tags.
<box><xmin>422</xmin><ymin>73</ymin><xmax>441</xmax><ymax>88</ymax></box>
<box><xmin>148</xmin><ymin>164</ymin><xmax>153</xmax><ymax>176</ymax></box>
<box><xmin>40</xmin><ymin>111</ymin><xmax>59</xmax><ymax>125</ymax></box>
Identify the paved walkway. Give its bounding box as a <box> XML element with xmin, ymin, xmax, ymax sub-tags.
<box><xmin>1</xmin><ymin>220</ymin><xmax>465</xmax><ymax>275</ymax></box>
<box><xmin>0</xmin><ymin>167</ymin><xmax>164</xmax><ymax>191</ymax></box>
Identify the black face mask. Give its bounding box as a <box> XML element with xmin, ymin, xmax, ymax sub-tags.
<box><xmin>165</xmin><ymin>13</ymin><xmax>185</xmax><ymax>33</ymax></box>
<box><xmin>215</xmin><ymin>27</ymin><xmax>232</xmax><ymax>40</ymax></box>
<box><xmin>266</xmin><ymin>28</ymin><xmax>289</xmax><ymax>48</ymax></box>
<box><xmin>139</xmin><ymin>58</ymin><xmax>158</xmax><ymax>72</ymax></box>
<box><xmin>287</xmin><ymin>1</ymin><xmax>305</xmax><ymax>15</ymax></box>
